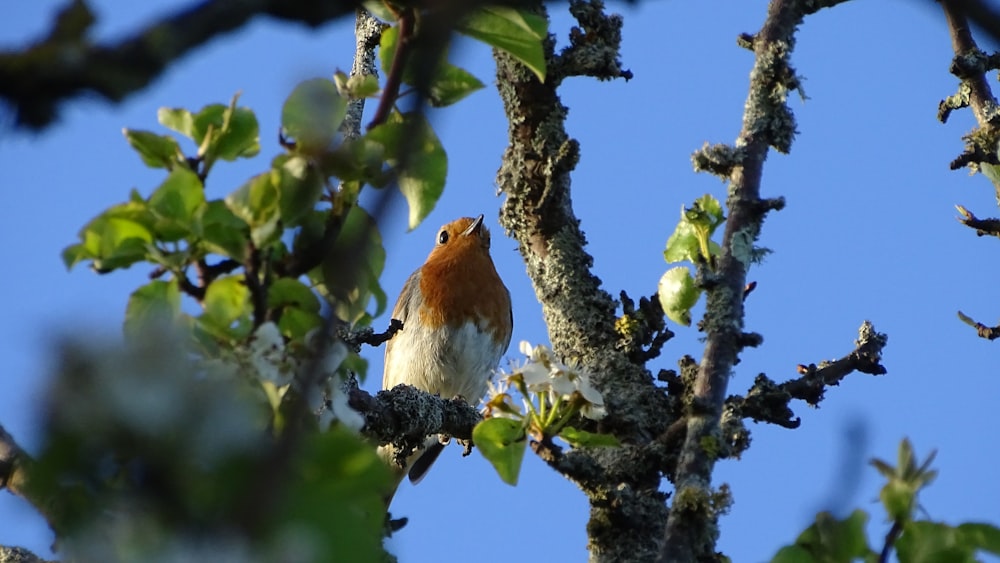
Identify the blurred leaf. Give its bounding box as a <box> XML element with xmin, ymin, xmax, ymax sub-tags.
<box><xmin>123</xmin><ymin>128</ymin><xmax>183</xmax><ymax>169</ymax></box>
<box><xmin>956</xmin><ymin>522</ymin><xmax>1000</xmax><ymax>555</ymax></box>
<box><xmin>282</xmin><ymin>427</ymin><xmax>390</xmax><ymax>563</ymax></box>
<box><xmin>658</xmin><ymin>266</ymin><xmax>701</xmax><ymax>326</ymax></box>
<box><xmin>379</xmin><ymin>26</ymin><xmax>485</xmax><ymax>107</ymax></box>
<box><xmin>366</xmin><ymin>113</ymin><xmax>446</xmax><ymax>229</ymax></box>
<box><xmin>282</xmin><ymin>78</ymin><xmax>348</xmax><ymax>155</ymax></box>
<box><xmin>124</xmin><ymin>280</ymin><xmax>181</xmax><ymax>336</ymax></box>
<box><xmin>897</xmin><ymin>521</ymin><xmax>975</xmax><ymax>563</ymax></box>
<box><xmin>458</xmin><ymin>7</ymin><xmax>547</xmax><ymax>82</ymax></box>
<box><xmin>202</xmin><ymin>275</ymin><xmax>251</xmax><ymax>331</ymax></box>
<box><xmin>473</xmin><ymin>417</ymin><xmax>526</xmax><ymax>486</ymax></box>
<box><xmin>278</xmin><ymin>307</ymin><xmax>324</xmax><ymax>342</ymax></box>
<box><xmin>334</xmin><ymin>70</ymin><xmax>380</xmax><ymax>99</ymax></box>
<box><xmin>225</xmin><ymin>173</ymin><xmax>280</xmax><ymax>247</ymax></box>
<box><xmin>273</xmin><ymin>155</ymin><xmax>324</xmax><ymax>226</ymax></box>
<box><xmin>268</xmin><ymin>278</ymin><xmax>321</xmax><ymax>312</ymax></box>
<box><xmin>361</xmin><ymin>0</ymin><xmax>395</xmax><ymax>22</ymax></box>
<box><xmin>321</xmin><ymin>136</ymin><xmax>386</xmax><ymax>185</ymax></box>
<box><xmin>194</xmin><ymin>201</ymin><xmax>249</xmax><ymax>261</ymax></box>
<box><xmin>779</xmin><ymin>510</ymin><xmax>872</xmax><ymax>563</ymax></box>
<box><xmin>320</xmin><ymin>207</ymin><xmax>387</xmax><ymax>324</ymax></box>
<box><xmin>559</xmin><ymin>426</ymin><xmax>619</xmax><ymax>448</ymax></box>
<box><xmin>63</xmin><ymin>200</ymin><xmax>156</xmax><ymax>271</ymax></box>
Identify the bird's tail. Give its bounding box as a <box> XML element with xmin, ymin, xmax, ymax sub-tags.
<box><xmin>377</xmin><ymin>437</ymin><xmax>446</xmax><ymax>507</ymax></box>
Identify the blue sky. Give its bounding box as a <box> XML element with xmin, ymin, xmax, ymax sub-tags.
<box><xmin>2</xmin><ymin>1</ymin><xmax>999</xmax><ymax>561</ymax></box>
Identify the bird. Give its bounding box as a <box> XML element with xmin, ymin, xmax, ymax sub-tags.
<box><xmin>378</xmin><ymin>214</ymin><xmax>513</xmax><ymax>504</ymax></box>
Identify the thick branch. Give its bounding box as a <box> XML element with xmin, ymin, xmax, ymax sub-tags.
<box><xmin>661</xmin><ymin>1</ymin><xmax>848</xmax><ymax>560</ymax></box>
<box><xmin>0</xmin><ymin>0</ymin><xmax>361</xmax><ymax>129</ymax></box>
<box><xmin>494</xmin><ymin>2</ymin><xmax>670</xmax><ymax>561</ymax></box>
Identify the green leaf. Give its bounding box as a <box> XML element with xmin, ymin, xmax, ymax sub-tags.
<box><xmin>212</xmin><ymin>102</ymin><xmax>260</xmax><ymax>161</ymax></box>
<box><xmin>789</xmin><ymin>510</ymin><xmax>873</xmax><ymax>563</ymax></box>
<box><xmin>897</xmin><ymin>521</ymin><xmax>976</xmax><ymax>563</ymax></box>
<box><xmin>268</xmin><ymin>278</ymin><xmax>321</xmax><ymax>312</ymax></box>
<box><xmin>225</xmin><ymin>173</ymin><xmax>280</xmax><ymax>247</ymax></box>
<box><xmin>192</xmin><ymin>104</ymin><xmax>227</xmax><ymax>145</ymax></box>
<box><xmin>458</xmin><ymin>7</ymin><xmax>547</xmax><ymax>82</ymax></box>
<box><xmin>63</xmin><ymin>200</ymin><xmax>156</xmax><ymax>271</ymax></box>
<box><xmin>202</xmin><ymin>275</ymin><xmax>251</xmax><ymax>331</ymax></box>
<box><xmin>366</xmin><ymin>113</ymin><xmax>446</xmax><ymax>229</ymax></box>
<box><xmin>320</xmin><ymin>207</ymin><xmax>387</xmax><ymax>324</ymax></box>
<box><xmin>124</xmin><ymin>280</ymin><xmax>181</xmax><ymax>335</ymax></box>
<box><xmin>956</xmin><ymin>522</ymin><xmax>1000</xmax><ymax>555</ymax></box>
<box><xmin>273</xmin><ymin>155</ymin><xmax>324</xmax><ymax>225</ymax></box>
<box><xmin>158</xmin><ymin>107</ymin><xmax>195</xmax><ymax>140</ymax></box>
<box><xmin>658</xmin><ymin>266</ymin><xmax>701</xmax><ymax>326</ymax></box>
<box><xmin>278</xmin><ymin>307</ymin><xmax>324</xmax><ymax>342</ymax></box>
<box><xmin>334</xmin><ymin>70</ymin><xmax>381</xmax><ymax>99</ymax></box>
<box><xmin>559</xmin><ymin>427</ymin><xmax>620</xmax><ymax>448</ymax></box>
<box><xmin>284</xmin><ymin>427</ymin><xmax>391</xmax><ymax>563</ymax></box>
<box><xmin>664</xmin><ymin>218</ymin><xmax>701</xmax><ymax>264</ymax></box>
<box><xmin>123</xmin><ymin>128</ymin><xmax>183</xmax><ymax>169</ymax></box>
<box><xmin>473</xmin><ymin>417</ymin><xmax>527</xmax><ymax>486</ymax></box>
<box><xmin>427</xmin><ymin>64</ymin><xmax>485</xmax><ymax>107</ymax></box>
<box><xmin>148</xmin><ymin>167</ymin><xmax>205</xmax><ymax>241</ymax></box>
<box><xmin>194</xmin><ymin>201</ymin><xmax>249</xmax><ymax>261</ymax></box>
<box><xmin>321</xmin><ymin>136</ymin><xmax>386</xmax><ymax>185</ymax></box>
<box><xmin>282</xmin><ymin>78</ymin><xmax>348</xmax><ymax>154</ymax></box>
<box><xmin>665</xmin><ymin>195</ymin><xmax>725</xmax><ymax>264</ymax></box>
<box><xmin>880</xmin><ymin>479</ymin><xmax>915</xmax><ymax>522</ymax></box>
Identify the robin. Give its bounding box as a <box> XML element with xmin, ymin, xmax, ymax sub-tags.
<box><xmin>379</xmin><ymin>214</ymin><xmax>513</xmax><ymax>503</ymax></box>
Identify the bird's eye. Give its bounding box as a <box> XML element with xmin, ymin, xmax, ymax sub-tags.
<box><xmin>438</xmin><ymin>230</ymin><xmax>449</xmax><ymax>245</ymax></box>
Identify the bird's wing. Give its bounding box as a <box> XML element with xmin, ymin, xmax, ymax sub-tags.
<box><xmin>382</xmin><ymin>269</ymin><xmax>421</xmax><ymax>390</ymax></box>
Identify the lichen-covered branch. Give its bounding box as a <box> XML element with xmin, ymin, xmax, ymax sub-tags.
<box><xmin>347</xmin><ymin>381</ymin><xmax>484</xmax><ymax>450</ymax></box>
<box><xmin>728</xmin><ymin>321</ymin><xmax>887</xmax><ymax>429</ymax></box>
<box><xmin>494</xmin><ymin>1</ymin><xmax>672</xmax><ymax>560</ymax></box>
<box><xmin>938</xmin><ymin>0</ymin><xmax>1000</xmax><ymax>170</ymax></box>
<box><xmin>660</xmin><ymin>1</ymin><xmax>849</xmax><ymax>560</ymax></box>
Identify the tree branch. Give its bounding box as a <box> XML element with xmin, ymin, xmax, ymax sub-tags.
<box><xmin>0</xmin><ymin>0</ymin><xmax>363</xmax><ymax>129</ymax></box>
<box><xmin>728</xmin><ymin>321</ymin><xmax>888</xmax><ymax>429</ymax></box>
<box><xmin>939</xmin><ymin>0</ymin><xmax>1000</xmax><ymax>170</ymax></box>
<box><xmin>495</xmin><ymin>2</ymin><xmax>671</xmax><ymax>561</ymax></box>
<box><xmin>661</xmin><ymin>1</ymin><xmax>849</xmax><ymax>560</ymax></box>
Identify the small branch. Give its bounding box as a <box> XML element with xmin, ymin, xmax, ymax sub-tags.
<box><xmin>337</xmin><ymin>318</ymin><xmax>403</xmax><ymax>351</ymax></box>
<box><xmin>957</xmin><ymin>310</ymin><xmax>1000</xmax><ymax>339</ymax></box>
<box><xmin>243</xmin><ymin>244</ymin><xmax>269</xmax><ymax>329</ymax></box>
<box><xmin>728</xmin><ymin>321</ymin><xmax>888</xmax><ymax>428</ymax></box>
<box><xmin>367</xmin><ymin>9</ymin><xmax>415</xmax><ymax>130</ymax></box>
<box><xmin>879</xmin><ymin>520</ymin><xmax>904</xmax><ymax>563</ymax></box>
<box><xmin>552</xmin><ymin>0</ymin><xmax>633</xmax><ymax>83</ymax></box>
<box><xmin>955</xmin><ymin>204</ymin><xmax>1000</xmax><ymax>237</ymax></box>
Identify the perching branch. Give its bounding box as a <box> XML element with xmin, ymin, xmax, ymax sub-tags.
<box><xmin>661</xmin><ymin>1</ymin><xmax>850</xmax><ymax>560</ymax></box>
<box><xmin>729</xmin><ymin>321</ymin><xmax>888</xmax><ymax>429</ymax></box>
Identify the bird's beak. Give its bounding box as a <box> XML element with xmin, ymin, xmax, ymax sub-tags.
<box><xmin>462</xmin><ymin>214</ymin><xmax>485</xmax><ymax>236</ymax></box>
